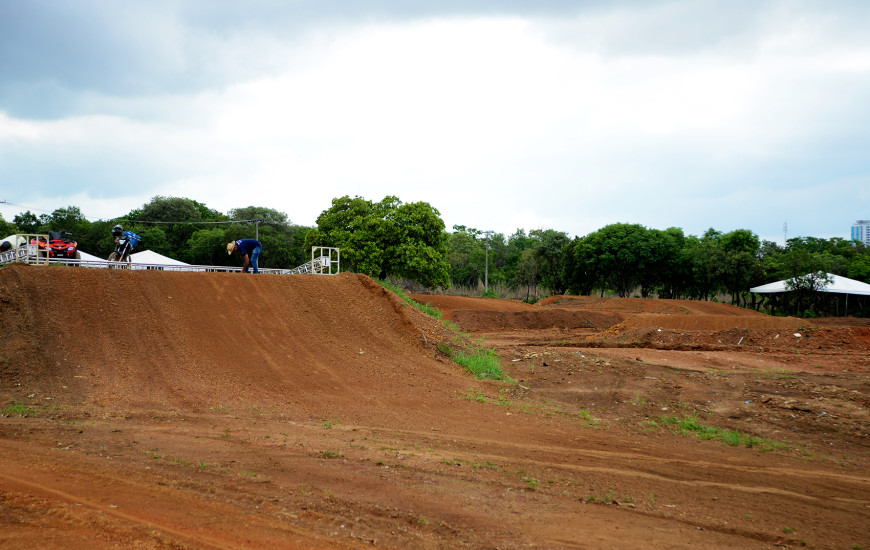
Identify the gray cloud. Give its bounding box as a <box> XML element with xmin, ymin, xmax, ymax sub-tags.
<box><xmin>1</xmin><ymin>0</ymin><xmax>867</xmax><ymax>243</ymax></box>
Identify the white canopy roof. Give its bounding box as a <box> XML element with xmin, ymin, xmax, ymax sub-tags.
<box><xmin>750</xmin><ymin>273</ymin><xmax>870</xmax><ymax>296</ymax></box>
<box><xmin>78</xmin><ymin>250</ymin><xmax>107</xmax><ymax>267</ymax></box>
<box><xmin>130</xmin><ymin>250</ymin><xmax>190</xmax><ymax>266</ymax></box>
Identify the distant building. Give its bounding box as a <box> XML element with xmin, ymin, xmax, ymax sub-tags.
<box><xmin>852</xmin><ymin>220</ymin><xmax>870</xmax><ymax>245</ymax></box>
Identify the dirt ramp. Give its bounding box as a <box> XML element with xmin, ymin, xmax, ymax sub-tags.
<box><xmin>449</xmin><ymin>309</ymin><xmax>624</xmax><ymax>332</ymax></box>
<box><xmin>0</xmin><ymin>264</ymin><xmax>462</xmax><ymax>416</ymax></box>
<box><xmin>620</xmin><ymin>313</ymin><xmax>803</xmax><ymax>331</ymax></box>
<box><xmin>540</xmin><ymin>295</ymin><xmax>767</xmax><ymax>316</ymax></box>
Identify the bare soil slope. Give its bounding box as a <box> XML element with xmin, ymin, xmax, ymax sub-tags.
<box><xmin>1</xmin><ymin>265</ymin><xmax>868</xmax><ymax>549</ymax></box>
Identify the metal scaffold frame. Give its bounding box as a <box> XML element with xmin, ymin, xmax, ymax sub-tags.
<box><xmin>283</xmin><ymin>247</ymin><xmax>341</xmax><ymax>275</ymax></box>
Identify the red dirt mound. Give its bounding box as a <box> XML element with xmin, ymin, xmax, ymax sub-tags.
<box><xmin>2</xmin><ymin>265</ymin><xmax>869</xmax><ymax>549</ymax></box>
<box><xmin>618</xmin><ymin>313</ymin><xmax>801</xmax><ymax>330</ymax></box>
<box><xmin>0</xmin><ymin>264</ymin><xmax>468</xmax><ymax>423</ymax></box>
<box><xmin>448</xmin><ymin>309</ymin><xmax>624</xmax><ymax>332</ymax></box>
<box><xmin>410</xmin><ymin>294</ymin><xmax>624</xmax><ymax>332</ymax></box>
<box><xmin>539</xmin><ymin>295</ymin><xmax>769</xmax><ymax>316</ymax></box>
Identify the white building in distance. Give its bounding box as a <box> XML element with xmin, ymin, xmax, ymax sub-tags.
<box><xmin>852</xmin><ymin>220</ymin><xmax>870</xmax><ymax>245</ymax></box>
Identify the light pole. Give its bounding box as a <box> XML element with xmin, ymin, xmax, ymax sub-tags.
<box><xmin>483</xmin><ymin>230</ymin><xmax>493</xmax><ymax>294</ymax></box>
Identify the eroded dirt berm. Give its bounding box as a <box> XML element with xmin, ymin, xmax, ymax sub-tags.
<box><xmin>1</xmin><ymin>263</ymin><xmax>868</xmax><ymax>549</ymax></box>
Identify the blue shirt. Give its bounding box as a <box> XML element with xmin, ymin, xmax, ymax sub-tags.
<box><xmin>123</xmin><ymin>231</ymin><xmax>141</xmax><ymax>248</ymax></box>
<box><xmin>236</xmin><ymin>239</ymin><xmax>261</xmax><ymax>256</ymax></box>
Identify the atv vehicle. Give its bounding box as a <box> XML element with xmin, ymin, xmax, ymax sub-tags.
<box><xmin>29</xmin><ymin>231</ymin><xmax>81</xmax><ymax>263</ymax></box>
<box><xmin>46</xmin><ymin>231</ymin><xmax>81</xmax><ymax>262</ymax></box>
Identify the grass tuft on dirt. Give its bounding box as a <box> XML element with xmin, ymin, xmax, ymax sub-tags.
<box><xmin>378</xmin><ymin>279</ymin><xmax>443</xmax><ymax>319</ymax></box>
<box><xmin>378</xmin><ymin>279</ymin><xmax>510</xmax><ymax>381</ymax></box>
<box><xmin>658</xmin><ymin>414</ymin><xmax>791</xmax><ymax>451</ymax></box>
<box><xmin>439</xmin><ymin>343</ymin><xmax>509</xmax><ymax>380</ymax></box>
<box><xmin>2</xmin><ymin>401</ymin><xmax>36</xmax><ymax>416</ymax></box>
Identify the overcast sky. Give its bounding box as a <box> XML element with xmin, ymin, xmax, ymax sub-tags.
<box><xmin>1</xmin><ymin>0</ymin><xmax>868</xmax><ymax>243</ymax></box>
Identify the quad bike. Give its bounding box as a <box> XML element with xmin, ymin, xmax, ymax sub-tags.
<box><xmin>30</xmin><ymin>231</ymin><xmax>81</xmax><ymax>264</ymax></box>
<box><xmin>108</xmin><ymin>230</ymin><xmax>141</xmax><ymax>268</ymax></box>
<box><xmin>46</xmin><ymin>231</ymin><xmax>81</xmax><ymax>263</ymax></box>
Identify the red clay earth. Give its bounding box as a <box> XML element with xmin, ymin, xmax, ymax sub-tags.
<box><xmin>1</xmin><ymin>263</ymin><xmax>868</xmax><ymax>549</ymax></box>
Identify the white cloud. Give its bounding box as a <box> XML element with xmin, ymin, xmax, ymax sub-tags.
<box><xmin>1</xmin><ymin>2</ymin><xmax>868</xmax><ymax>242</ymax></box>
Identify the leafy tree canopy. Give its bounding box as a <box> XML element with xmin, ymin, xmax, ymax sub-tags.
<box><xmin>306</xmin><ymin>195</ymin><xmax>449</xmax><ymax>288</ymax></box>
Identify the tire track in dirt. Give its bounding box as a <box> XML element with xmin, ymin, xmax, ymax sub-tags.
<box><xmin>0</xmin><ymin>444</ymin><xmax>337</xmax><ymax>550</ymax></box>
<box><xmin>360</xmin><ymin>425</ymin><xmax>870</xmax><ymax>505</ymax></box>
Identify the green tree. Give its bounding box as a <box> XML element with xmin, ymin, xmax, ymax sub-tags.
<box><xmin>44</xmin><ymin>206</ymin><xmax>87</xmax><ymax>232</ymax></box>
<box><xmin>578</xmin><ymin>223</ymin><xmax>662</xmax><ymax>298</ymax></box>
<box><xmin>187</xmin><ymin>227</ymin><xmax>232</xmax><ymax>266</ymax></box>
<box><xmin>447</xmin><ymin>227</ymin><xmax>484</xmax><ymax>287</ymax></box>
<box><xmin>125</xmin><ymin>196</ymin><xmax>229</xmax><ymax>258</ymax></box>
<box><xmin>718</xmin><ymin>229</ymin><xmax>762</xmax><ymax>305</ymax></box>
<box><xmin>531</xmin><ymin>229</ymin><xmax>570</xmax><ymax>295</ymax></box>
<box><xmin>229</xmin><ymin>206</ymin><xmax>289</xmax><ymax>226</ymax></box>
<box><xmin>12</xmin><ymin>211</ymin><xmax>39</xmax><ymax>233</ymax></box>
<box><xmin>516</xmin><ymin>248</ymin><xmax>542</xmax><ymax>301</ymax></box>
<box><xmin>655</xmin><ymin>228</ymin><xmax>692</xmax><ymax>299</ymax></box>
<box><xmin>136</xmin><ymin>196</ymin><xmax>204</xmax><ymax>223</ymax></box>
<box><xmin>306</xmin><ymin>195</ymin><xmax>449</xmax><ymax>288</ymax></box>
<box><xmin>0</xmin><ymin>213</ymin><xmax>17</xmax><ymax>236</ymax></box>
<box><xmin>502</xmin><ymin>229</ymin><xmax>535</xmax><ymax>290</ymax></box>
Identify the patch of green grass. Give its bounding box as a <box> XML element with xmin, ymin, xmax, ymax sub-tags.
<box><xmin>2</xmin><ymin>401</ymin><xmax>37</xmax><ymax>416</ymax></box>
<box><xmin>448</xmin><ymin>345</ymin><xmax>509</xmax><ymax>380</ymax></box>
<box><xmin>377</xmin><ymin>279</ymin><xmax>443</xmax><ymax>319</ymax></box>
<box><xmin>322</xmin><ymin>450</ymin><xmax>344</xmax><ymax>459</ymax></box>
<box><xmin>463</xmin><ymin>389</ymin><xmax>487</xmax><ymax>403</ymax></box>
<box><xmin>377</xmin><ymin>280</ymin><xmax>514</xmax><ymax>382</ymax></box>
<box><xmin>660</xmin><ymin>413</ymin><xmax>790</xmax><ymax>451</ymax></box>
<box><xmin>578</xmin><ymin>410</ymin><xmax>600</xmax><ymax>427</ymax></box>
<box><xmin>408</xmin><ymin>513</ymin><xmax>430</xmax><ymax>526</ymax></box>
<box><xmin>523</xmin><ymin>477</ymin><xmax>539</xmax><ymax>490</ymax></box>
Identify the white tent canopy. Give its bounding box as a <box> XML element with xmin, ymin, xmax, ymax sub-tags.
<box><xmin>78</xmin><ymin>250</ymin><xmax>107</xmax><ymax>267</ymax></box>
<box><xmin>130</xmin><ymin>250</ymin><xmax>190</xmax><ymax>268</ymax></box>
<box><xmin>750</xmin><ymin>273</ymin><xmax>870</xmax><ymax>296</ymax></box>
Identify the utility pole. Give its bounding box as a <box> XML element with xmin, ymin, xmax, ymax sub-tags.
<box><xmin>483</xmin><ymin>230</ymin><xmax>493</xmax><ymax>294</ymax></box>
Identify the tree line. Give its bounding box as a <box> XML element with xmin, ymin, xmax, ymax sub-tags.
<box><xmin>449</xmin><ymin>223</ymin><xmax>870</xmax><ymax>316</ymax></box>
<box><xmin>3</xmin><ymin>196</ymin><xmax>868</xmax><ymax>316</ymax></box>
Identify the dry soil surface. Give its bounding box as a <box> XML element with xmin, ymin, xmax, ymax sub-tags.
<box><xmin>1</xmin><ymin>263</ymin><xmax>868</xmax><ymax>549</ymax></box>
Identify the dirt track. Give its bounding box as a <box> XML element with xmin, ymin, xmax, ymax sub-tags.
<box><xmin>1</xmin><ymin>264</ymin><xmax>868</xmax><ymax>549</ymax></box>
